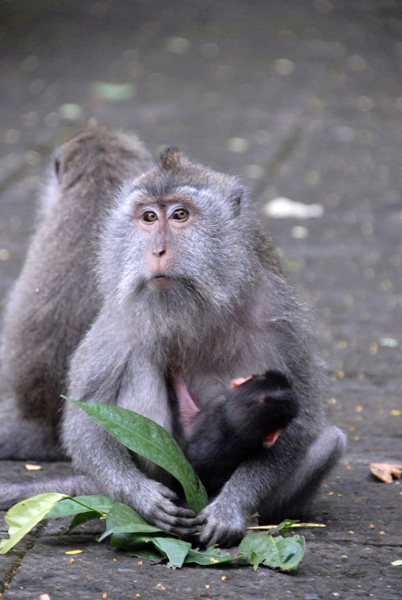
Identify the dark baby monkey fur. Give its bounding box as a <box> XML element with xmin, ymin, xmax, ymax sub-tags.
<box><xmin>0</xmin><ymin>125</ymin><xmax>345</xmax><ymax>546</ymax></box>
<box><xmin>173</xmin><ymin>369</ymin><xmax>299</xmax><ymax>495</ymax></box>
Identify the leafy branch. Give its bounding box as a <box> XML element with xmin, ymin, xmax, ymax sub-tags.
<box><xmin>0</xmin><ymin>399</ymin><xmax>306</xmax><ymax>571</ymax></box>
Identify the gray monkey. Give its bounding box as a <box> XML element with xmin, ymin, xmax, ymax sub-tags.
<box><xmin>0</xmin><ymin>120</ymin><xmax>152</xmax><ymax>460</ymax></box>
<box><xmin>0</xmin><ymin>137</ymin><xmax>345</xmax><ymax>546</ymax></box>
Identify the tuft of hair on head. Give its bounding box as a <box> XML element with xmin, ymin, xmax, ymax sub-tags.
<box><xmin>159</xmin><ymin>147</ymin><xmax>182</xmax><ymax>171</ymax></box>
<box><xmin>84</xmin><ymin>117</ymin><xmax>100</xmax><ymax>132</ymax></box>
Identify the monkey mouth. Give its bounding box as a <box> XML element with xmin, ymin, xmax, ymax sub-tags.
<box><xmin>149</xmin><ymin>274</ymin><xmax>175</xmax><ymax>290</ymax></box>
<box><xmin>146</xmin><ymin>274</ymin><xmax>201</xmax><ymax>300</ymax></box>
<box><xmin>262</xmin><ymin>429</ymin><xmax>282</xmax><ymax>447</ymax></box>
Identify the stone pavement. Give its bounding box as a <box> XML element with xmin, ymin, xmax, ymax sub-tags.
<box><xmin>0</xmin><ymin>0</ymin><xmax>401</xmax><ymax>598</ymax></box>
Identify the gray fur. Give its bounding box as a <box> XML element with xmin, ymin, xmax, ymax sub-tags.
<box><xmin>0</xmin><ymin>138</ymin><xmax>345</xmax><ymax>545</ymax></box>
<box><xmin>0</xmin><ymin>120</ymin><xmax>152</xmax><ymax>460</ymax></box>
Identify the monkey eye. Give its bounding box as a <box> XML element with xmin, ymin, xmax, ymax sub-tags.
<box><xmin>142</xmin><ymin>211</ymin><xmax>158</xmax><ymax>222</ymax></box>
<box><xmin>171</xmin><ymin>208</ymin><xmax>189</xmax><ymax>221</ymax></box>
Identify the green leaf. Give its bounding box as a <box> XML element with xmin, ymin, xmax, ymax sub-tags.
<box><xmin>99</xmin><ymin>502</ymin><xmax>164</xmax><ymax>542</ymax></box>
<box><xmin>0</xmin><ymin>493</ymin><xmax>66</xmax><ymax>554</ymax></box>
<box><xmin>238</xmin><ymin>532</ymin><xmax>305</xmax><ymax>571</ymax></box>
<box><xmin>276</xmin><ymin>519</ymin><xmax>300</xmax><ymax>536</ymax></box>
<box><xmin>110</xmin><ymin>532</ymin><xmax>155</xmax><ymax>550</ymax></box>
<box><xmin>184</xmin><ymin>545</ymin><xmax>235</xmax><ymax>566</ymax></box>
<box><xmin>66</xmin><ymin>511</ymin><xmax>101</xmax><ymax>532</ymax></box>
<box><xmin>46</xmin><ymin>494</ymin><xmax>114</xmax><ymax>518</ymax></box>
<box><xmin>64</xmin><ymin>398</ymin><xmax>208</xmax><ymax>514</ymax></box>
<box><xmin>115</xmin><ymin>534</ymin><xmax>191</xmax><ymax>568</ymax></box>
<box><xmin>129</xmin><ymin>545</ymin><xmax>164</xmax><ymax>562</ymax></box>
<box><xmin>111</xmin><ymin>533</ymin><xmax>191</xmax><ymax>568</ymax></box>
<box><xmin>392</xmin><ymin>559</ymin><xmax>402</xmax><ymax>566</ymax></box>
<box><xmin>152</xmin><ymin>537</ymin><xmax>192</xmax><ymax>568</ymax></box>
<box><xmin>111</xmin><ymin>533</ymin><xmax>235</xmax><ymax>568</ymax></box>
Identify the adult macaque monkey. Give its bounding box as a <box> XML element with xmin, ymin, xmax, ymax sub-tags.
<box><xmin>173</xmin><ymin>368</ymin><xmax>299</xmax><ymax>495</ymax></box>
<box><xmin>0</xmin><ymin>120</ymin><xmax>152</xmax><ymax>459</ymax></box>
<box><xmin>0</xmin><ymin>130</ymin><xmax>345</xmax><ymax>547</ymax></box>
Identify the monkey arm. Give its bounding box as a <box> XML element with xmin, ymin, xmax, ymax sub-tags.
<box><xmin>62</xmin><ymin>312</ymin><xmax>198</xmax><ymax>535</ymax></box>
<box><xmin>197</xmin><ymin>427</ymin><xmax>306</xmax><ymax>546</ymax></box>
<box><xmin>198</xmin><ymin>423</ymin><xmax>346</xmax><ymax>547</ymax></box>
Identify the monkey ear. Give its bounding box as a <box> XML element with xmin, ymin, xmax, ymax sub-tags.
<box><xmin>53</xmin><ymin>156</ymin><xmax>61</xmax><ymax>179</ymax></box>
<box><xmin>51</xmin><ymin>149</ymin><xmax>62</xmax><ymax>182</ymax></box>
<box><xmin>159</xmin><ymin>147</ymin><xmax>183</xmax><ymax>171</ymax></box>
<box><xmin>230</xmin><ymin>189</ymin><xmax>243</xmax><ymax>217</ymax></box>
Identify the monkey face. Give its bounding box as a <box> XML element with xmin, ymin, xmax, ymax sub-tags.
<box><xmin>132</xmin><ymin>196</ymin><xmax>198</xmax><ymax>288</ymax></box>
<box><xmin>99</xmin><ymin>148</ymin><xmax>256</xmax><ymax>314</ymax></box>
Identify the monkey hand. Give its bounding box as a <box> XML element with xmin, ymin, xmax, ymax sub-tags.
<box><xmin>197</xmin><ymin>497</ymin><xmax>247</xmax><ymax>547</ymax></box>
<box><xmin>130</xmin><ymin>479</ymin><xmax>199</xmax><ymax>537</ymax></box>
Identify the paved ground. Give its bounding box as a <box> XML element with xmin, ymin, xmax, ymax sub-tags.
<box><xmin>0</xmin><ymin>0</ymin><xmax>401</xmax><ymax>598</ymax></box>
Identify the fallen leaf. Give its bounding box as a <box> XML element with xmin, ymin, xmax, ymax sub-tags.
<box><xmin>24</xmin><ymin>464</ymin><xmax>42</xmax><ymax>471</ymax></box>
<box><xmin>379</xmin><ymin>337</ymin><xmax>399</xmax><ymax>348</ymax></box>
<box><xmin>369</xmin><ymin>463</ymin><xmax>402</xmax><ymax>484</ymax></box>
<box><xmin>91</xmin><ymin>82</ymin><xmax>136</xmax><ymax>102</ymax></box>
<box><xmin>264</xmin><ymin>197</ymin><xmax>324</xmax><ymax>219</ymax></box>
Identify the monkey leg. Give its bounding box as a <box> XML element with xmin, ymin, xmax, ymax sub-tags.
<box><xmin>259</xmin><ymin>425</ymin><xmax>346</xmax><ymax>523</ymax></box>
<box><xmin>0</xmin><ymin>418</ymin><xmax>64</xmax><ymax>461</ymax></box>
<box><xmin>0</xmin><ymin>473</ymin><xmax>100</xmax><ymax>510</ymax></box>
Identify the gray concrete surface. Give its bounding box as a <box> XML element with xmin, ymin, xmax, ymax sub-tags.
<box><xmin>0</xmin><ymin>0</ymin><xmax>401</xmax><ymax>598</ymax></box>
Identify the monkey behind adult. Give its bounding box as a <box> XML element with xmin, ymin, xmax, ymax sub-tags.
<box><xmin>0</xmin><ymin>120</ymin><xmax>152</xmax><ymax>460</ymax></box>
<box><xmin>0</xmin><ymin>131</ymin><xmax>345</xmax><ymax>547</ymax></box>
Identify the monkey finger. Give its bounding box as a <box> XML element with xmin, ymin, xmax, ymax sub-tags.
<box><xmin>155</xmin><ymin>501</ymin><xmax>196</xmax><ymax>520</ymax></box>
<box><xmin>146</xmin><ymin>492</ymin><xmax>197</xmax><ymax>521</ymax></box>
<box><xmin>198</xmin><ymin>503</ymin><xmax>246</xmax><ymax>547</ymax></box>
<box><xmin>195</xmin><ymin>513</ymin><xmax>207</xmax><ymax>525</ymax></box>
<box><xmin>198</xmin><ymin>522</ymin><xmax>221</xmax><ymax>547</ymax></box>
<box><xmin>199</xmin><ymin>523</ymin><xmax>243</xmax><ymax>548</ymax></box>
<box><xmin>153</xmin><ymin>517</ymin><xmax>199</xmax><ymax>536</ymax></box>
<box><xmin>149</xmin><ymin>487</ymin><xmax>196</xmax><ymax>518</ymax></box>
<box><xmin>153</xmin><ymin>507</ymin><xmax>197</xmax><ymax>528</ymax></box>
<box><xmin>156</xmin><ymin>486</ymin><xmax>180</xmax><ymax>502</ymax></box>
<box><xmin>149</xmin><ymin>505</ymin><xmax>198</xmax><ymax>532</ymax></box>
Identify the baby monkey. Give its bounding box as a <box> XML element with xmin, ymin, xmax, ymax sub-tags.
<box><xmin>173</xmin><ymin>368</ymin><xmax>299</xmax><ymax>495</ymax></box>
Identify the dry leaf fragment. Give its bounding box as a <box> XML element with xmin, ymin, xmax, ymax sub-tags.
<box><xmin>369</xmin><ymin>463</ymin><xmax>402</xmax><ymax>483</ymax></box>
<box><xmin>24</xmin><ymin>463</ymin><xmax>42</xmax><ymax>471</ymax></box>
